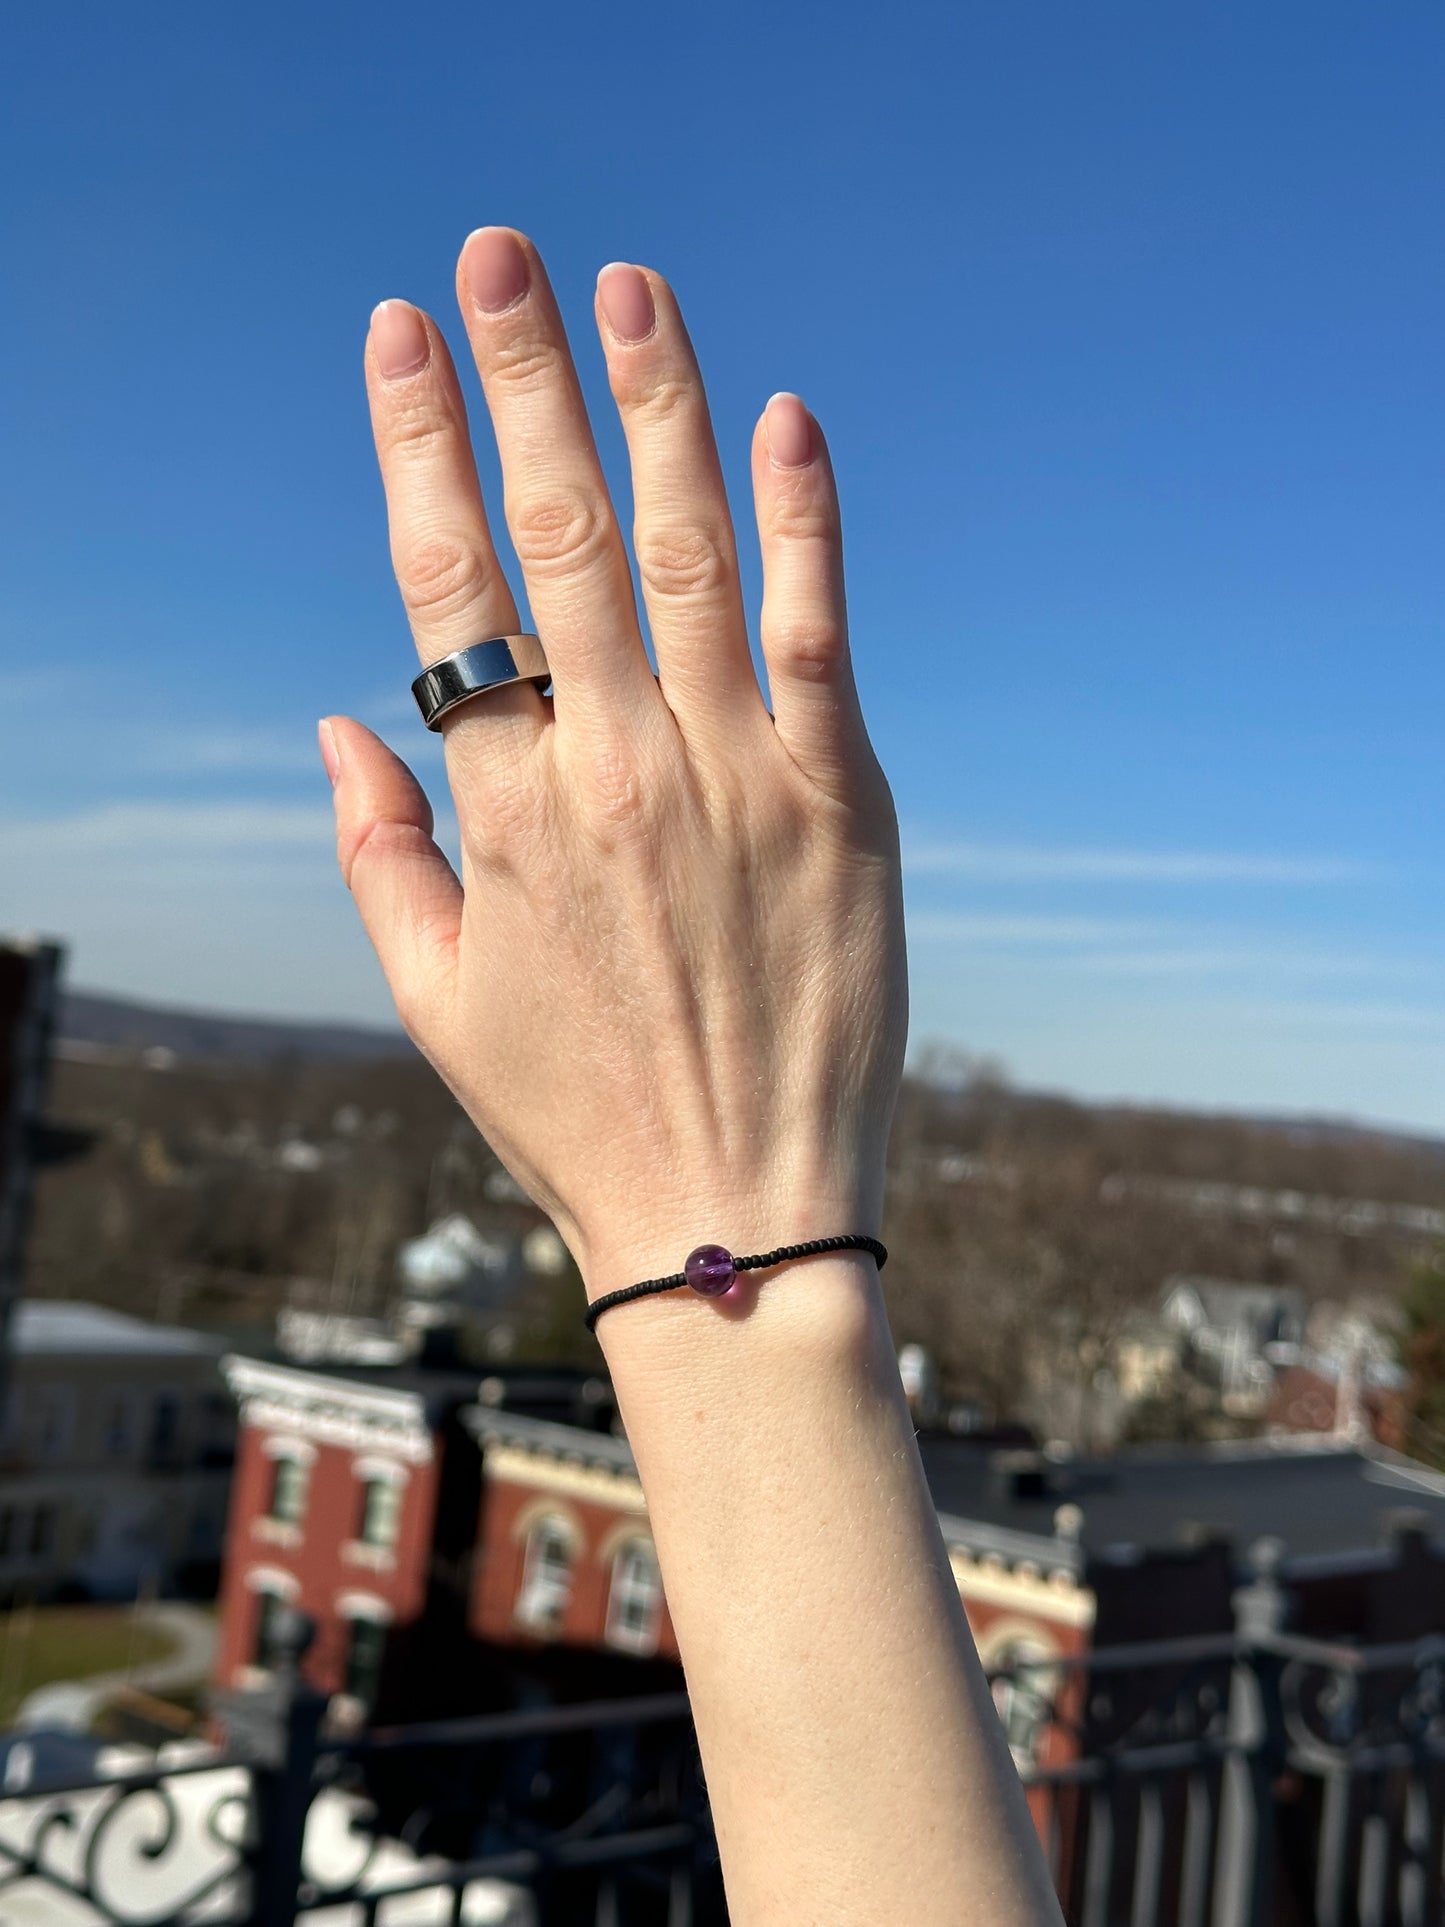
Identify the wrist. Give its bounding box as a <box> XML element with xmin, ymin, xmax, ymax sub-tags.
<box><xmin>571</xmin><ymin>1165</ymin><xmax>884</xmax><ymax>1306</ymax></box>
<box><xmin>593</xmin><ymin>1248</ymin><xmax>893</xmax><ymax>1391</ymax></box>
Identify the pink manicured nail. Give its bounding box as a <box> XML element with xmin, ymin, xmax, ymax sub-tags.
<box><xmin>371</xmin><ymin>301</ymin><xmax>430</xmax><ymax>380</ymax></box>
<box><xmin>463</xmin><ymin>228</ymin><xmax>530</xmax><ymax>313</ymax></box>
<box><xmin>317</xmin><ymin>719</ymin><xmax>340</xmax><ymax>787</ymax></box>
<box><xmin>597</xmin><ymin>263</ymin><xmax>656</xmax><ymax>342</ymax></box>
<box><xmin>765</xmin><ymin>392</ymin><xmax>813</xmax><ymax>468</ymax></box>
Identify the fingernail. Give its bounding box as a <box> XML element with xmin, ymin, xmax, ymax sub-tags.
<box><xmin>765</xmin><ymin>392</ymin><xmax>813</xmax><ymax>468</ymax></box>
<box><xmin>317</xmin><ymin>719</ymin><xmax>340</xmax><ymax>787</ymax></box>
<box><xmin>371</xmin><ymin>300</ymin><xmax>431</xmax><ymax>380</ymax></box>
<box><xmin>597</xmin><ymin>263</ymin><xmax>655</xmax><ymax>343</ymax></box>
<box><xmin>464</xmin><ymin>227</ymin><xmax>530</xmax><ymax>314</ymax></box>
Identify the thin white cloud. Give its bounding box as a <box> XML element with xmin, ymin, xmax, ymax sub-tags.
<box><xmin>908</xmin><ymin>912</ymin><xmax>1165</xmax><ymax>945</ymax></box>
<box><xmin>902</xmin><ymin>839</ymin><xmax>1374</xmax><ymax>885</ymax></box>
<box><xmin>0</xmin><ymin>802</ymin><xmax>335</xmax><ymax>853</ymax></box>
<box><xmin>141</xmin><ymin>727</ymin><xmax>322</xmax><ymax>775</ymax></box>
<box><xmin>905</xmin><ymin>915</ymin><xmax>1434</xmax><ymax>998</ymax></box>
<box><xmin>1073</xmin><ymin>948</ymin><xmax>1435</xmax><ymax>984</ymax></box>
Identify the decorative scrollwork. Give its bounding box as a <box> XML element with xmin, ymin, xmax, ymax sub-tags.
<box><xmin>0</xmin><ymin>1762</ymin><xmax>251</xmax><ymax>1925</ymax></box>
<box><xmin>1281</xmin><ymin>1646</ymin><xmax>1445</xmax><ymax>1769</ymax></box>
<box><xmin>987</xmin><ymin>1645</ymin><xmax>1232</xmax><ymax>1770</ymax></box>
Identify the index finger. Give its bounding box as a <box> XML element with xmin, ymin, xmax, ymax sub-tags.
<box><xmin>365</xmin><ymin>298</ymin><xmax>547</xmax><ymax>764</ymax></box>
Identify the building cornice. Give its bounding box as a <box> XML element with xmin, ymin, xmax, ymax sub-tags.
<box><xmin>483</xmin><ymin>1440</ymin><xmax>649</xmax><ymax>1518</ymax></box>
<box><xmin>936</xmin><ymin>1510</ymin><xmax>1084</xmax><ymax>1574</ymax></box>
<box><xmin>222</xmin><ymin>1355</ymin><xmax>434</xmax><ymax>1465</ymax></box>
<box><xmin>464</xmin><ymin>1404</ymin><xmax>638</xmax><ymax>1474</ymax></box>
<box><xmin>935</xmin><ymin>1512</ymin><xmax>1094</xmax><ymax>1629</ymax></box>
<box><xmin>947</xmin><ymin>1543</ymin><xmax>1096</xmax><ymax>1631</ymax></box>
<box><xmin>468</xmin><ymin>1409</ymin><xmax>1096</xmax><ymax>1628</ymax></box>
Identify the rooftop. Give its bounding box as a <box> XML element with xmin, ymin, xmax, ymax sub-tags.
<box><xmin>10</xmin><ymin>1301</ymin><xmax>218</xmax><ymax>1358</ymax></box>
<box><xmin>919</xmin><ymin>1434</ymin><xmax>1445</xmax><ymax>1569</ymax></box>
<box><xmin>224</xmin><ymin>1352</ymin><xmax>617</xmax><ymax>1431</ymax></box>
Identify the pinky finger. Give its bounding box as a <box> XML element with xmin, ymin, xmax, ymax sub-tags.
<box><xmin>321</xmin><ymin>716</ymin><xmax>463</xmax><ymax>1050</ymax></box>
<box><xmin>752</xmin><ymin>393</ymin><xmax>873</xmax><ymax>802</ymax></box>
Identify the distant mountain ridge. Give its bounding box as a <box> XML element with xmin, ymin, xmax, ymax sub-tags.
<box><xmin>60</xmin><ymin>989</ymin><xmax>414</xmax><ymax>1063</ymax></box>
<box><xmin>53</xmin><ymin>988</ymin><xmax>1445</xmax><ymax>1159</ymax></box>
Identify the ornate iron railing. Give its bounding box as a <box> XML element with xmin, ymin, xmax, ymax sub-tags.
<box><xmin>2</xmin><ymin>1605</ymin><xmax>1445</xmax><ymax>1924</ymax></box>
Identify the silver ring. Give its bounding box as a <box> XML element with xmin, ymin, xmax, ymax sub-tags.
<box><xmin>411</xmin><ymin>634</ymin><xmax>551</xmax><ymax>731</ymax></box>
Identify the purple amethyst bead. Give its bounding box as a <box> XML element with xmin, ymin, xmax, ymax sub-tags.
<box><xmin>684</xmin><ymin>1244</ymin><xmax>737</xmax><ymax>1297</ymax></box>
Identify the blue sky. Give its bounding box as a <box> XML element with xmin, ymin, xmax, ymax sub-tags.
<box><xmin>2</xmin><ymin>2</ymin><xmax>1442</xmax><ymax>1130</ymax></box>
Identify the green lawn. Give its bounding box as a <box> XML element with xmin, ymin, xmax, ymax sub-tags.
<box><xmin>0</xmin><ymin>1606</ymin><xmax>175</xmax><ymax>1726</ymax></box>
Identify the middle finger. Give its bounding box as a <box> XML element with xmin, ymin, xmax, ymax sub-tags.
<box><xmin>456</xmin><ymin>228</ymin><xmax>658</xmax><ymax>733</ymax></box>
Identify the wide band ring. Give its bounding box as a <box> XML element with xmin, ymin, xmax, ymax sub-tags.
<box><xmin>411</xmin><ymin>634</ymin><xmax>551</xmax><ymax>731</ymax></box>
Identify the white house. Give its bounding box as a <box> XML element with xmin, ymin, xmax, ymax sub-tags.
<box><xmin>0</xmin><ymin>1302</ymin><xmax>233</xmax><ymax>1601</ymax></box>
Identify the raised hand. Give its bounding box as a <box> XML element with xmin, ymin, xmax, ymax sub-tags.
<box><xmin>322</xmin><ymin>228</ymin><xmax>1058</xmax><ymax>1927</ymax></box>
<box><xmin>324</xmin><ymin>228</ymin><xmax>907</xmax><ymax>1300</ymax></box>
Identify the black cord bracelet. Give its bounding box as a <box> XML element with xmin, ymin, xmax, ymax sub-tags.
<box><xmin>583</xmin><ymin>1234</ymin><xmax>887</xmax><ymax>1333</ymax></box>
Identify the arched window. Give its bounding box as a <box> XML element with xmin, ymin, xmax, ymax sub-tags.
<box><xmin>605</xmin><ymin>1539</ymin><xmax>662</xmax><ymax>1655</ymax></box>
<box><xmin>988</xmin><ymin>1638</ymin><xmax>1060</xmax><ymax>1766</ymax></box>
<box><xmin>516</xmin><ymin>1515</ymin><xmax>575</xmax><ymax>1632</ymax></box>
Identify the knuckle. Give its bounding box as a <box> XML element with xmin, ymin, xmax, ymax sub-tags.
<box><xmin>486</xmin><ymin>335</ymin><xmax>560</xmax><ymax>392</ymax></box>
<box><xmin>767</xmin><ymin>615</ymin><xmax>847</xmax><ymax>680</ymax></box>
<box><xmin>383</xmin><ymin>406</ymin><xmax>457</xmax><ymax>463</ymax></box>
<box><xmin>633</xmin><ymin>522</ymin><xmax>733</xmax><ymax>603</ymax></box>
<box><xmin>464</xmin><ymin>767</ymin><xmax>543</xmax><ymax>863</ymax></box>
<box><xmin>582</xmin><ymin>736</ymin><xmax>658</xmax><ymax>836</ymax></box>
<box><xmin>768</xmin><ymin>487</ymin><xmax>840</xmax><ymax>547</ymax></box>
<box><xmin>393</xmin><ymin>534</ymin><xmax>496</xmax><ymax>620</ymax></box>
<box><xmin>618</xmin><ymin>367</ymin><xmax>693</xmax><ymax>421</ymax></box>
<box><xmin>509</xmin><ymin>487</ymin><xmax>613</xmax><ymax>578</ymax></box>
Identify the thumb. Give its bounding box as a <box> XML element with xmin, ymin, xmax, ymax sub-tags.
<box><xmin>320</xmin><ymin>716</ymin><xmax>462</xmax><ymax>1043</ymax></box>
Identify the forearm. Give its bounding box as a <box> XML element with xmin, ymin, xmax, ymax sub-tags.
<box><xmin>595</xmin><ymin>1251</ymin><xmax>1062</xmax><ymax>1927</ymax></box>
<box><xmin>343</xmin><ymin>229</ymin><xmax>1061</xmax><ymax>1926</ymax></box>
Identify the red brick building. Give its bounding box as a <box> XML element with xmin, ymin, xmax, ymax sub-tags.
<box><xmin>214</xmin><ymin>1355</ymin><xmax>1445</xmax><ymax>1762</ymax></box>
<box><xmin>465</xmin><ymin>1408</ymin><xmax>678</xmax><ymax>1662</ymax></box>
<box><xmin>461</xmin><ymin>1404</ymin><xmax>1097</xmax><ymax>1708</ymax></box>
<box><xmin>214</xmin><ymin>1357</ymin><xmax>1105</xmax><ymax>1755</ymax></box>
<box><xmin>216</xmin><ymin>1356</ymin><xmax>486</xmax><ymax>1723</ymax></box>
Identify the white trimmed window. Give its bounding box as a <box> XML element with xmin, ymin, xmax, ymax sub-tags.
<box><xmin>252</xmin><ymin>1586</ymin><xmax>291</xmax><ymax>1670</ymax></box>
<box><xmin>605</xmin><ymin>1539</ymin><xmax>662</xmax><ymax>1655</ymax></box>
<box><xmin>245</xmin><ymin>1567</ymin><xmax>300</xmax><ymax>1675</ymax></box>
<box><xmin>268</xmin><ymin>1453</ymin><xmax>310</xmax><ymax>1526</ymax></box>
<box><xmin>343</xmin><ymin>1613</ymin><xmax>388</xmax><ymax>1706</ymax></box>
<box><xmin>516</xmin><ymin>1516</ymin><xmax>574</xmax><ymax>1633</ymax></box>
<box><xmin>357</xmin><ymin>1476</ymin><xmax>402</xmax><ymax>1549</ymax></box>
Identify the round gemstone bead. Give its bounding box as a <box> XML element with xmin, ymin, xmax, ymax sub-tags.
<box><xmin>684</xmin><ymin>1244</ymin><xmax>737</xmax><ymax>1297</ymax></box>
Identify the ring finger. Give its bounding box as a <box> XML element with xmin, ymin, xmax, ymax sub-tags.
<box><xmin>595</xmin><ymin>263</ymin><xmax>767</xmax><ymax>740</ymax></box>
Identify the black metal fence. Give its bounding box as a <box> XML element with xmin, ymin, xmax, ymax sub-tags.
<box><xmin>1</xmin><ymin>1589</ymin><xmax>1443</xmax><ymax>1926</ymax></box>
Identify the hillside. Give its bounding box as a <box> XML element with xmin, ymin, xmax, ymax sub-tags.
<box><xmin>59</xmin><ymin>990</ymin><xmax>413</xmax><ymax>1063</ymax></box>
<box><xmin>25</xmin><ymin>991</ymin><xmax>1445</xmax><ymax>1409</ymax></box>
